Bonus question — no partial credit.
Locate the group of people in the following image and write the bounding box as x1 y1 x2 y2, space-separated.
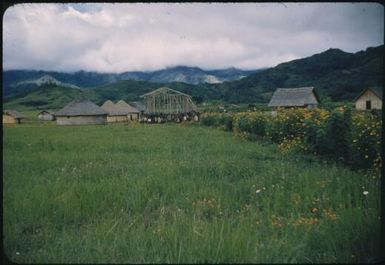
140 111 200 124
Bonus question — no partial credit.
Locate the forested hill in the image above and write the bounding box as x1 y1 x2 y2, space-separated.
225 45 383 102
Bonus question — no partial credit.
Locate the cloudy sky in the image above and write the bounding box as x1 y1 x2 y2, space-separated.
3 2 384 73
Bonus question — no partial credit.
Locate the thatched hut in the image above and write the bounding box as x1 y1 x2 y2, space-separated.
101 100 115 110
115 100 140 120
268 87 319 109
3 110 24 124
354 87 382 110
101 100 128 123
55 99 107 125
100 100 140 122
37 110 55 121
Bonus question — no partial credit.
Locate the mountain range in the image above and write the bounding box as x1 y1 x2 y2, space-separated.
3 66 260 98
3 45 383 110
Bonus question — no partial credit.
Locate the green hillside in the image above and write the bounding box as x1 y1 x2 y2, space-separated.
227 45 383 102
3 85 87 111
3 45 383 110
3 80 221 111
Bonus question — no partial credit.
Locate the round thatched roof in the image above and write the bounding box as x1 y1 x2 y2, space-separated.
55 99 107 116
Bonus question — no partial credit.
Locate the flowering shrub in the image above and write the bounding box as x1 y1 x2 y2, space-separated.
267 108 307 143
350 111 382 170
200 107 382 171
233 112 269 138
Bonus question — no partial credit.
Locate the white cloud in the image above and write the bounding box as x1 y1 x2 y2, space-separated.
3 2 384 72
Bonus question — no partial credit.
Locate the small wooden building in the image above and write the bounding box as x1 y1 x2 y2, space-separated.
37 110 55 121
354 87 382 110
3 110 24 124
141 87 197 114
55 99 107 125
268 87 319 109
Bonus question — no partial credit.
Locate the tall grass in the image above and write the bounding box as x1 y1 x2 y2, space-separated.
3 123 381 263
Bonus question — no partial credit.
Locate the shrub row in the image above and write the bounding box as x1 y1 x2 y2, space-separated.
200 108 382 171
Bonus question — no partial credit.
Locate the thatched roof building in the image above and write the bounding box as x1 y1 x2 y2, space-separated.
55 99 107 125
101 100 115 110
116 100 139 113
3 110 24 124
354 87 383 110
115 100 140 120
101 99 140 122
268 87 319 108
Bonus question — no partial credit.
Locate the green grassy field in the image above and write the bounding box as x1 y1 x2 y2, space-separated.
3 123 381 263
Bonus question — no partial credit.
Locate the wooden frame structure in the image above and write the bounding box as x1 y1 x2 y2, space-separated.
141 87 197 114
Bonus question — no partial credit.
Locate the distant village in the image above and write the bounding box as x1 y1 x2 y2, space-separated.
3 86 383 125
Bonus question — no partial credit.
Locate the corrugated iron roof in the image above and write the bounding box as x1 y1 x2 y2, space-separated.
354 87 383 101
371 87 383 100
55 99 107 116
268 87 319 107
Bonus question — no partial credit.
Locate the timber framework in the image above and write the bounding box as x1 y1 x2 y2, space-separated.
141 87 197 114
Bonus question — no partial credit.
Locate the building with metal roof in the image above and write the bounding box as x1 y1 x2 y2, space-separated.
268 87 319 108
354 87 382 110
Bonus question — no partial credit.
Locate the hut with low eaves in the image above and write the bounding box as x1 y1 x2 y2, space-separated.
3 110 24 124
101 100 140 122
115 100 140 120
268 87 319 109
55 99 107 125
37 110 55 121
101 100 128 123
354 87 383 110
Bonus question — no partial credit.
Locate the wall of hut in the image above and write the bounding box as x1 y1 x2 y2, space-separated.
128 113 139 120
355 90 382 110
107 115 128 123
3 114 20 124
56 115 107 125
38 113 55 121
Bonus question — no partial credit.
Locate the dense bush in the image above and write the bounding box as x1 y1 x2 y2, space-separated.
199 107 381 171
